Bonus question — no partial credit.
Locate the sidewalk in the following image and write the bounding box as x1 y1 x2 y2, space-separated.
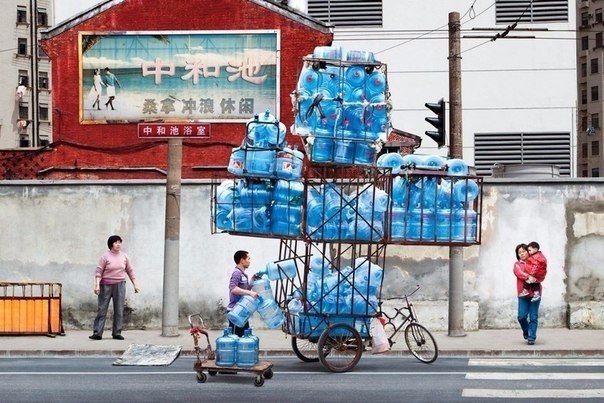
0 328 602 358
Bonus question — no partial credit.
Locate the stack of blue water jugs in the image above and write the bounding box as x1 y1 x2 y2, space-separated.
293 46 389 166
215 327 260 368
379 154 479 242
215 109 306 237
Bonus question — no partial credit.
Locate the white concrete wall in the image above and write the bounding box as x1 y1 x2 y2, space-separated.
1 177 603 331
331 0 577 169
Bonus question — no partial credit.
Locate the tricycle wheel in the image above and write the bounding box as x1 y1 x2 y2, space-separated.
254 375 265 387
196 372 207 383
318 323 362 373
291 336 320 362
404 322 438 364
208 370 217 376
263 368 273 379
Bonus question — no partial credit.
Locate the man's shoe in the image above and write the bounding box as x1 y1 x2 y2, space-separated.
112 335 124 340
523 332 528 340
527 340 535 345
89 334 102 340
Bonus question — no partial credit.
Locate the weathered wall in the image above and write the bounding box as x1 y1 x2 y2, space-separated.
1 178 603 330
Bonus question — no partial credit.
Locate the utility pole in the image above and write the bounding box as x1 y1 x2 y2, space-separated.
448 11 465 337
162 138 182 337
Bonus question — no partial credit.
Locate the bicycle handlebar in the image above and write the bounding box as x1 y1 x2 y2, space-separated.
384 284 421 300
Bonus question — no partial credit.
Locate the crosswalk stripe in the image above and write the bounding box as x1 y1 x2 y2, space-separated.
462 389 604 398
466 372 604 380
469 358 604 367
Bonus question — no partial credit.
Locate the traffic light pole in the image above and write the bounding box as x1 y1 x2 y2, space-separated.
448 11 466 337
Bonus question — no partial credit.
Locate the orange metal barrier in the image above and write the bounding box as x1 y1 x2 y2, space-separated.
0 282 65 336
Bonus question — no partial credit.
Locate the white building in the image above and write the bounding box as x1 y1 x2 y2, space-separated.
0 0 53 149
305 0 576 176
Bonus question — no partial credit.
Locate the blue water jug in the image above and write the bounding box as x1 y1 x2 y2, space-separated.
311 136 334 162
406 209 435 240
437 180 453 209
257 298 285 329
214 207 233 231
436 209 452 241
252 206 270 234
245 149 276 177
452 209 478 241
229 207 253 232
447 158 469 176
227 295 259 328
273 179 304 205
251 277 273 303
366 70 386 97
228 148 245 175
346 50 375 63
390 206 406 239
215 329 237 367
299 68 323 92
391 176 408 207
354 141 376 166
333 140 354 164
453 179 479 205
421 155 445 169
377 152 404 174
265 258 298 280
345 65 366 87
236 329 258 367
313 45 342 59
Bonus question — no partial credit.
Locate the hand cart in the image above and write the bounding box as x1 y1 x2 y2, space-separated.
188 314 274 387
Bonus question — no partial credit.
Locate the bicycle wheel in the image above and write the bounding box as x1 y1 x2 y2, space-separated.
318 324 363 373
404 322 438 364
291 336 320 362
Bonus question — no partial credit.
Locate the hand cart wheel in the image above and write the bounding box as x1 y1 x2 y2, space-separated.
196 372 207 383
263 368 274 379
254 375 265 387
291 336 320 362
404 322 438 364
317 323 362 373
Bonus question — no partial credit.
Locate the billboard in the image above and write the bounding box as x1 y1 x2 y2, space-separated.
80 31 280 124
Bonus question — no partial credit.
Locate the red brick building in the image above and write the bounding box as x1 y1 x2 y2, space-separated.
1 0 332 180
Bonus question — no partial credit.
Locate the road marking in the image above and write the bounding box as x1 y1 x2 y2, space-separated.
462 389 604 398
466 372 604 380
0 370 464 376
469 358 604 367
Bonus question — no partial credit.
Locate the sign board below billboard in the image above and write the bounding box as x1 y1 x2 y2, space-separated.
138 123 211 138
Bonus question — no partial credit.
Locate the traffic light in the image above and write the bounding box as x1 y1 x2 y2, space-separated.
425 98 446 148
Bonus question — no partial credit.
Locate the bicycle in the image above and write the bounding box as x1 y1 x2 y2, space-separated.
378 285 438 363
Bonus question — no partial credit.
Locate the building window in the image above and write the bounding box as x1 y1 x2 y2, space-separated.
18 70 29 87
592 113 600 129
17 6 27 24
591 86 599 101
581 36 589 51
581 11 589 27
593 168 600 177
581 115 588 131
17 38 27 56
597 32 603 48
582 143 588 158
592 140 600 156
582 89 588 104
38 71 48 89
39 104 49 121
597 8 603 23
581 62 587 78
38 44 47 58
495 0 568 24
308 0 383 27
591 58 599 74
37 9 48 27
19 103 29 120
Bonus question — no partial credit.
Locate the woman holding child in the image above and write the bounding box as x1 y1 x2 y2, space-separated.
513 242 547 345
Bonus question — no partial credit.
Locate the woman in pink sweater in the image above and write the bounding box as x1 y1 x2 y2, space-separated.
90 235 139 340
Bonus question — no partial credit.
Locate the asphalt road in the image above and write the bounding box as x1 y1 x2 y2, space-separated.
1 356 603 402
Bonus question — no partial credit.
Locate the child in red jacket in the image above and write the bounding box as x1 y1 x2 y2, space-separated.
520 241 548 302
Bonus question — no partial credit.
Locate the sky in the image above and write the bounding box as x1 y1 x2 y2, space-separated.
54 0 103 24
